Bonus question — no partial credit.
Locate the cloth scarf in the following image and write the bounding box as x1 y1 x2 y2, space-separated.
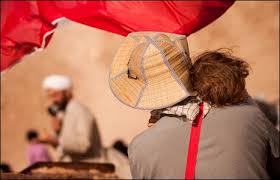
150 96 211 124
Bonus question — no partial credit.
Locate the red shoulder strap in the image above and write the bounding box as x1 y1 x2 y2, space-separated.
185 103 204 179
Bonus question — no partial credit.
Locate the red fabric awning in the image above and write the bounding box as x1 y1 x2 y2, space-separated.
1 0 234 72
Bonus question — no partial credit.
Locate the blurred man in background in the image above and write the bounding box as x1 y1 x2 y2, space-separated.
40 74 131 178
26 129 52 165
41 74 102 162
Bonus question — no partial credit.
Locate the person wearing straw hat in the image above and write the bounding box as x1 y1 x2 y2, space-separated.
109 32 279 179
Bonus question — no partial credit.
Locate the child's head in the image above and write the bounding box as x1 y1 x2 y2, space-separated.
26 130 39 143
189 49 250 107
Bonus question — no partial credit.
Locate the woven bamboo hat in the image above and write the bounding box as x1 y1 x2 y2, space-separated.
109 32 192 110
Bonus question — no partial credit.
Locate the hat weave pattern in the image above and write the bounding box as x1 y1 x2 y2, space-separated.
109 32 192 110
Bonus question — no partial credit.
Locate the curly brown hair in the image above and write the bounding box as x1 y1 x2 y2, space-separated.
189 49 250 107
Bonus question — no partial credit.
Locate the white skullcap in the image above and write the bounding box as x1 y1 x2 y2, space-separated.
42 74 72 90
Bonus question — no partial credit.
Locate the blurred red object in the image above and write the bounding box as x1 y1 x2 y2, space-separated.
1 1 234 72
1 1 61 71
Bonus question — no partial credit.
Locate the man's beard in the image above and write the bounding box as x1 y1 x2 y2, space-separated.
54 96 69 111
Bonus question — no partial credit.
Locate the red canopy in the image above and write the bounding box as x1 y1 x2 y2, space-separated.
1 1 234 72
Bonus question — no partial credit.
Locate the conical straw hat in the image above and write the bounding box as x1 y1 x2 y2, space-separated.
109 32 192 110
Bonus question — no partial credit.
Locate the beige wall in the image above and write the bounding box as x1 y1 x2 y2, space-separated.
1 1 279 171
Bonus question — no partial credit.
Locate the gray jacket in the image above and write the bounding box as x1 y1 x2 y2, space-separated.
128 100 279 179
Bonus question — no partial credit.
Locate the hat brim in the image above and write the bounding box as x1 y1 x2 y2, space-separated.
109 32 190 110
